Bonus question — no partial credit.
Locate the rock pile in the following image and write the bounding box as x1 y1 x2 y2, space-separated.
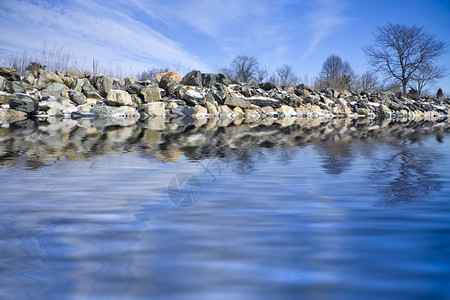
1 66 450 125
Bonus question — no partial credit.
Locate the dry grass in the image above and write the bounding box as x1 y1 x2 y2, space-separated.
1 45 132 79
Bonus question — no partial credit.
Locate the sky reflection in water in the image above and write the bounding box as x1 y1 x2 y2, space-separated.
0 118 449 299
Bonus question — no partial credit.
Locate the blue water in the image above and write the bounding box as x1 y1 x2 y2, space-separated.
1 119 450 299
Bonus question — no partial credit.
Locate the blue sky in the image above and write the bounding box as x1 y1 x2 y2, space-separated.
0 0 449 93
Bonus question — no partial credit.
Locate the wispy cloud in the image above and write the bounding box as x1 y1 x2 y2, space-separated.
0 0 208 72
302 0 349 59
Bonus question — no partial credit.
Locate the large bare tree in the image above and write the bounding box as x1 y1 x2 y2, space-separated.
363 23 446 96
316 54 355 90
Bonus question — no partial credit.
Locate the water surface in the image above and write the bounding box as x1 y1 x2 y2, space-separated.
1 117 449 299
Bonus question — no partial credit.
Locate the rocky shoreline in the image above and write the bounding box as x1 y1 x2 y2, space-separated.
1 66 450 126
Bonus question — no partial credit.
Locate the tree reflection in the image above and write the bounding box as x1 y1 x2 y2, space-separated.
316 141 353 175
369 150 442 206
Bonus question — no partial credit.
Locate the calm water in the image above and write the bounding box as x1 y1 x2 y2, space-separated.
1 117 450 299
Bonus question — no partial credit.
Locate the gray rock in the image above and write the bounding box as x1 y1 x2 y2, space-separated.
158 76 176 96
14 93 37 102
202 73 227 87
171 106 198 116
224 95 250 109
94 77 115 97
68 90 86 105
183 89 204 106
0 68 20 81
181 70 203 87
204 92 218 106
5 81 26 93
107 90 133 106
82 82 102 99
246 97 281 108
9 98 39 113
41 83 67 97
36 71 64 89
208 89 225 105
241 86 252 97
259 82 278 91
127 83 145 94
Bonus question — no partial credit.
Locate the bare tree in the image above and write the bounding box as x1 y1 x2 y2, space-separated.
229 55 259 82
316 54 355 90
409 63 446 95
275 64 298 88
357 71 379 92
363 23 446 96
255 64 271 84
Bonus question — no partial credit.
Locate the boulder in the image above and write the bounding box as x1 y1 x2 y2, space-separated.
180 70 202 87
15 93 38 102
183 89 204 106
202 73 227 87
66 70 92 78
9 98 39 113
41 83 68 97
127 83 145 94
82 82 102 99
68 90 86 105
23 73 35 85
259 82 278 91
141 101 165 116
36 71 64 89
5 81 26 93
0 109 28 123
124 77 137 86
224 95 250 109
94 77 115 97
0 67 20 81
107 90 133 106
155 71 182 84
140 86 161 103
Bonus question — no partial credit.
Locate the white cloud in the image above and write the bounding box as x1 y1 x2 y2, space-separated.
0 0 208 73
302 0 349 59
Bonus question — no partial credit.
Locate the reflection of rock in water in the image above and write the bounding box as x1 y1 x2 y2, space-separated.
370 150 442 206
1 117 450 173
